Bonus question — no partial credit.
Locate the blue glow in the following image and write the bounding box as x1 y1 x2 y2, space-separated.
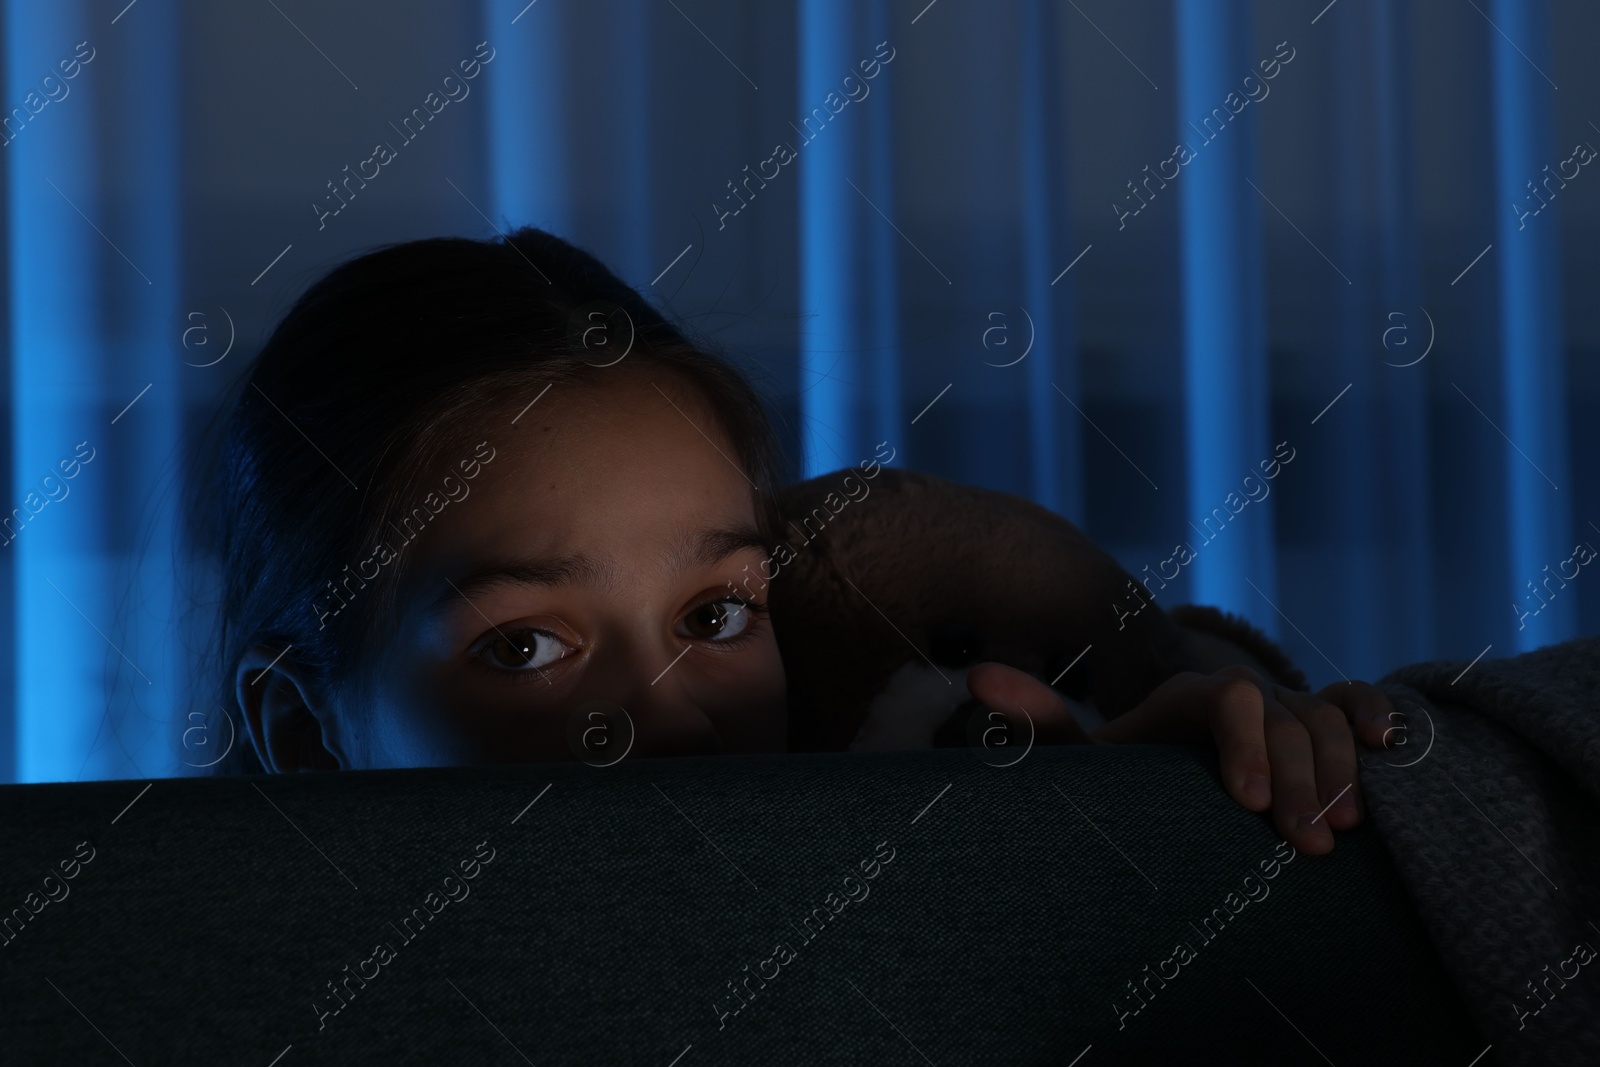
1173 0 1276 631
864 0 902 458
797 0 855 475
8 1 105 784
797 0 882 475
117 0 183 782
1367 0 1436 669
1491 0 1572 653
617 3 654 285
8 0 183 783
485 0 571 236
1020 0 1078 519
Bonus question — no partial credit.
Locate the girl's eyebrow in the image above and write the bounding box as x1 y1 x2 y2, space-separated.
438 554 613 608
668 524 771 573
429 525 769 613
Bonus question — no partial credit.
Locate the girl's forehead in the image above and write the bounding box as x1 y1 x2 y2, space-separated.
543 380 744 482
498 368 726 447
398 388 759 573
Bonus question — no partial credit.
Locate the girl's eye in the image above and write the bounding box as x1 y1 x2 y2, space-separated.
678 598 756 643
478 628 569 671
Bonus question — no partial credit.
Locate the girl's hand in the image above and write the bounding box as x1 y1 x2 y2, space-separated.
965 662 1399 855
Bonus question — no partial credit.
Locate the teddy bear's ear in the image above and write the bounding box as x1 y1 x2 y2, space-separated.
772 466 1049 751
1165 603 1309 690
768 464 1200 749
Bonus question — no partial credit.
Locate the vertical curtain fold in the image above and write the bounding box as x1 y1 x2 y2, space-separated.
1020 0 1081 521
1364 0 1435 672
113 0 183 781
1320 0 1434 683
1490 0 1573 653
7 0 185 782
796 0 900 476
8 0 108 782
1173 0 1276 633
485 0 571 237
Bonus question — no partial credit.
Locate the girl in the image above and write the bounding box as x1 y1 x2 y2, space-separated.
192 227 1393 854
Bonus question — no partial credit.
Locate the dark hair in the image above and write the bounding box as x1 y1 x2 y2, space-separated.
189 227 783 773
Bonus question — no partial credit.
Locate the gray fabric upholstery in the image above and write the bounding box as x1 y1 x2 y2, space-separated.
0 745 1484 1064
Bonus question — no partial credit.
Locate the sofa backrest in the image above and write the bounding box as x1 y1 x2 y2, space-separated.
0 744 1483 1063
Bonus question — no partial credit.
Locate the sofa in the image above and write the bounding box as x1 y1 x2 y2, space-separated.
0 742 1487 1065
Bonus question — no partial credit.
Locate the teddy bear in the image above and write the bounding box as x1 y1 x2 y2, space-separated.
765 465 1308 753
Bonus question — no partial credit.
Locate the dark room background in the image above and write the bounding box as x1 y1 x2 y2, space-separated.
2 0 1597 783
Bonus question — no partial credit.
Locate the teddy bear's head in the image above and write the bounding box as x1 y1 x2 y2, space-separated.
766 466 1306 752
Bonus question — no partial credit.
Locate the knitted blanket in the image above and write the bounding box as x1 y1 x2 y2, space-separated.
1365 636 1600 1066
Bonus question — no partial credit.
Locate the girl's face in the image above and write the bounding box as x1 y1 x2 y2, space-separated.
339 369 786 767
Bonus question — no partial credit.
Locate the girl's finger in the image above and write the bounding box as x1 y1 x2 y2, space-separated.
1317 679 1396 749
1091 670 1216 745
1098 668 1277 813
965 661 1091 745
1278 687 1362 832
1200 673 1275 813
1260 695 1334 854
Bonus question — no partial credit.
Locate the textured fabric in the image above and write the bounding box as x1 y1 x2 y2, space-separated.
0 745 1481 1064
1366 636 1600 1066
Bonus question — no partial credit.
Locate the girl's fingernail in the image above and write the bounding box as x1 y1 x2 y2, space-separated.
1296 813 1333 842
1243 774 1270 806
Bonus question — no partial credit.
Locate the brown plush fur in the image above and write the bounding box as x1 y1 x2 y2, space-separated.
767 467 1306 751
1166 604 1310 692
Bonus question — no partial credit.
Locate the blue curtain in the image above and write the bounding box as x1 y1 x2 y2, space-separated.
5 0 182 783
3 0 1596 783
1173 0 1276 629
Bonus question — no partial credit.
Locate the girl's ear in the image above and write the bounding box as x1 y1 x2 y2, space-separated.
235 647 346 772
